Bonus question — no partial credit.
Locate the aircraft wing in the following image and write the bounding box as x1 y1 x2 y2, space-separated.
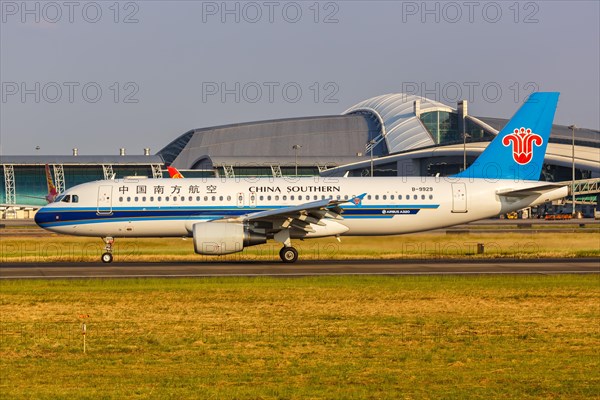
496 184 568 198
216 194 366 234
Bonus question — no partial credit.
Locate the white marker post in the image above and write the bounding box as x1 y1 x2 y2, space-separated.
82 322 86 353
79 314 89 354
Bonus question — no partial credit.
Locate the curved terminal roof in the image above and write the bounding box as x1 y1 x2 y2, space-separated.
343 93 453 153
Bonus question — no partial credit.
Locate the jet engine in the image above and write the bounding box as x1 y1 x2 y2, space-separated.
192 222 266 255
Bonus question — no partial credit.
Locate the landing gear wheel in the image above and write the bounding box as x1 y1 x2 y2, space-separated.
279 247 298 263
101 237 114 263
101 252 113 263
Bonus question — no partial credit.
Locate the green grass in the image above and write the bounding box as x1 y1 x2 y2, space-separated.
1 275 599 398
1 230 599 262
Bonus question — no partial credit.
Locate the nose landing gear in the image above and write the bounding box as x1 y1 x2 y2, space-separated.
101 237 114 263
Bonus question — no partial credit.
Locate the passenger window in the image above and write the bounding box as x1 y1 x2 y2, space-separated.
421 195 425 200
429 195 433 200
227 196 231 201
127 197 131 202
158 196 162 202
413 195 418 200
165 196 170 201
344 195 349 200
282 195 287 201
196 196 200 201
211 196 216 201
204 196 208 201
398 195 402 200
314 195 318 200
367 195 372 200
150 196 154 202
391 195 395 200
143 197 146 202
382 195 387 200
275 195 280 201
291 195 295 200
267 196 272 201
260 195 264 201
375 195 379 200
219 196 224 201
134 197 139 202
119 197 123 202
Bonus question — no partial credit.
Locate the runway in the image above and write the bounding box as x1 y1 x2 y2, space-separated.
1 259 598 279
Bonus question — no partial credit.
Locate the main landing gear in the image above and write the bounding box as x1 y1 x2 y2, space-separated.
101 237 114 263
275 230 298 263
279 246 298 263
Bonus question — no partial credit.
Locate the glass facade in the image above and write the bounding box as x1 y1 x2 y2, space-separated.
420 111 460 145
0 165 160 205
464 119 496 142
421 112 496 146
223 166 320 177
348 162 398 177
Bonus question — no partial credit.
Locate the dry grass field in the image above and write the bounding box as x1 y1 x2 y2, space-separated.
0 275 599 399
1 230 599 263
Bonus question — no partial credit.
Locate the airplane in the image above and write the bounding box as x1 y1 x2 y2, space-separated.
34 92 568 263
167 166 184 178
1 164 58 210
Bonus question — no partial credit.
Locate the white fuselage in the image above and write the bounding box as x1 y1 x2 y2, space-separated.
34 176 568 238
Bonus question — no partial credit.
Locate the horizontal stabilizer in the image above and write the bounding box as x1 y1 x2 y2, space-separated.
496 184 567 198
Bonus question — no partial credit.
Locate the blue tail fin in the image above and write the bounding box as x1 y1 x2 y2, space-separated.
454 92 559 181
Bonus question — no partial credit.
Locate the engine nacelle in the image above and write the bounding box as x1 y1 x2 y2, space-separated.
193 222 266 255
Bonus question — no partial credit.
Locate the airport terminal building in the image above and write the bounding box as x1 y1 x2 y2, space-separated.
2 93 599 218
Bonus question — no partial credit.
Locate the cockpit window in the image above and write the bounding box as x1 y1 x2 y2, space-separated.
61 195 71 203
71 195 79 203
55 195 65 202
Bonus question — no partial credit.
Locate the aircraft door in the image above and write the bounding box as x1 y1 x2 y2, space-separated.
451 183 467 213
236 193 244 208
97 185 113 215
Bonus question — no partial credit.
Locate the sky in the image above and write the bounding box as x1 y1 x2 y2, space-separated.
1 0 599 155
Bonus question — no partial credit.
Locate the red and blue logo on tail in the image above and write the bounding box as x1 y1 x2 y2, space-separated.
454 92 559 181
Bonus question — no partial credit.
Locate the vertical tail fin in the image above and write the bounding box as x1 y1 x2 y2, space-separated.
44 164 58 203
167 166 185 179
454 92 559 181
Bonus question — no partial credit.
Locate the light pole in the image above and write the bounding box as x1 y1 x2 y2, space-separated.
568 125 577 216
292 144 302 177
368 139 376 177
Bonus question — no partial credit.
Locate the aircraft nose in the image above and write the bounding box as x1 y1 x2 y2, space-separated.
34 208 44 227
34 207 54 227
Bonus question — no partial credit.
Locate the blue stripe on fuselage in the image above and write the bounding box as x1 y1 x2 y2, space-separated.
35 204 439 227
